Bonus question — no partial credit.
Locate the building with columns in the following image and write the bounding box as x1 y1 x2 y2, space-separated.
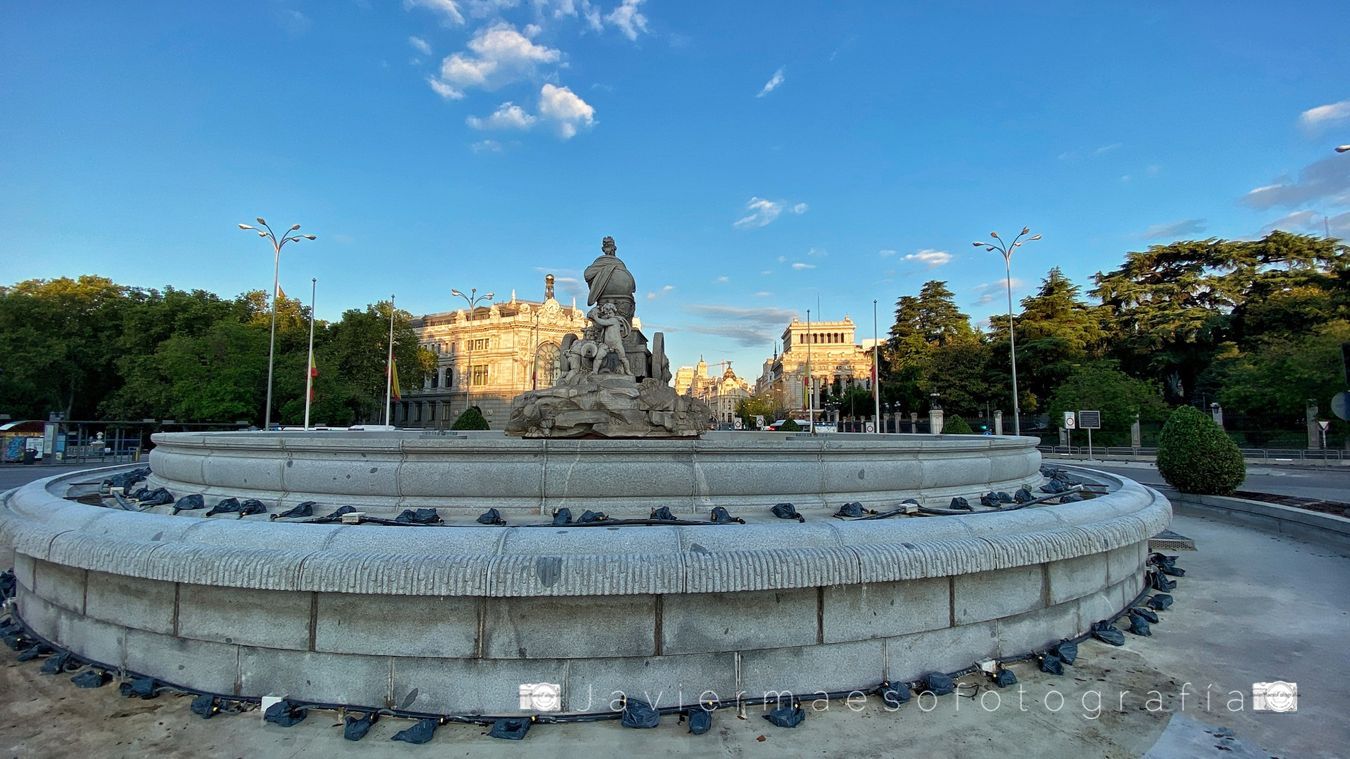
755 316 874 421
672 357 753 426
396 275 589 428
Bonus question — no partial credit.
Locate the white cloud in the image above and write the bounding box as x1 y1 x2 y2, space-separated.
406 0 465 25
426 76 463 100
538 83 595 138
972 278 1025 306
1136 218 1207 240
428 23 561 98
790 262 815 270
645 283 676 301
753 290 772 297
1261 209 1350 237
734 197 783 229
903 249 952 268
409 35 433 55
714 275 730 284
466 101 537 130
605 0 649 41
1093 142 1122 155
733 197 806 229
1300 99 1350 129
470 139 503 153
757 67 785 98
878 249 897 258
806 247 827 257
1242 155 1350 209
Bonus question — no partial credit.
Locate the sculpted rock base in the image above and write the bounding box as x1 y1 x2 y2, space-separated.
506 375 711 438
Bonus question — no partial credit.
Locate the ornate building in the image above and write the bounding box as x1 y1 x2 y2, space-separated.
396 275 589 427
673 358 752 425
755 316 874 420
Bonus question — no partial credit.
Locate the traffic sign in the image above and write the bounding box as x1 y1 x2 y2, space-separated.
1332 392 1349 422
1319 420 1331 432
1078 410 1101 429
1063 411 1076 430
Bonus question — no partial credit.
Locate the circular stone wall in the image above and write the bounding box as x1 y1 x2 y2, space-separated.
145 430 1043 517
0 461 1170 716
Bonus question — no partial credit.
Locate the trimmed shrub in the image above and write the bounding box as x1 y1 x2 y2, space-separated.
1155 406 1245 494
943 415 974 434
450 406 490 430
778 418 802 432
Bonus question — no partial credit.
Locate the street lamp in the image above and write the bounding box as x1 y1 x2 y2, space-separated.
1336 145 1350 153
238 217 316 430
972 227 1041 436
450 287 495 413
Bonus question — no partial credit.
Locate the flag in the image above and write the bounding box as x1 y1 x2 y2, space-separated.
389 358 402 402
308 354 318 402
276 284 287 301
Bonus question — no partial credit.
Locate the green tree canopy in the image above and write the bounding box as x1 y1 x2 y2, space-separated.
1046 362 1168 446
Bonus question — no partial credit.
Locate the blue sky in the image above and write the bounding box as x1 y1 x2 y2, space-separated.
3 1 1349 377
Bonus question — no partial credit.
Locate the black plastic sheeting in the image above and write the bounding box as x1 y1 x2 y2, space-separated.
71 669 111 688
136 488 174 507
833 501 872 519
102 467 151 491
709 506 744 524
577 510 608 525
264 699 308 727
1150 572 1177 592
879 680 911 708
948 497 973 511
477 508 506 526
273 501 317 520
344 712 379 741
686 709 713 735
771 502 805 522
1053 640 1078 665
621 699 661 729
1014 487 1036 503
1039 653 1064 675
172 494 205 515
1146 593 1174 611
391 718 438 744
1090 620 1126 646
395 508 442 525
1131 607 1160 624
649 506 677 522
993 668 1018 687
40 651 78 675
205 497 240 517
1126 610 1153 636
922 672 955 696
980 491 1013 507
118 676 159 699
551 508 573 526
1150 553 1187 577
320 505 358 522
16 643 52 662
763 704 806 728
488 717 531 740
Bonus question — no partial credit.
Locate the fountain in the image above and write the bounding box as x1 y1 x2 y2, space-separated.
0 238 1171 719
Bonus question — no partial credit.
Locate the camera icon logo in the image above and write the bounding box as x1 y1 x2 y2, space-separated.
1252 681 1297 712
519 682 562 712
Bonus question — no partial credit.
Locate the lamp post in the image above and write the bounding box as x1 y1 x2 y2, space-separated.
1336 145 1350 153
972 227 1041 436
238 217 315 430
450 287 495 414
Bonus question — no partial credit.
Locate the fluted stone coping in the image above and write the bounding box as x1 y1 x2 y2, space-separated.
144 429 1044 516
1 465 1168 598
1 464 1170 716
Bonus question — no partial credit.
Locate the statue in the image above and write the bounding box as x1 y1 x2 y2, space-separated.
506 235 708 438
584 236 636 318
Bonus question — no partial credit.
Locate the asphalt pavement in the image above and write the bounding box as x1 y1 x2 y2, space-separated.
1079 461 1349 502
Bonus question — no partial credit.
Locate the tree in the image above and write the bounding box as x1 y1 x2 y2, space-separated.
836 386 874 419
1156 405 1245 494
1216 319 1350 437
1046 362 1167 446
451 405 490 430
943 415 974 434
735 393 781 428
988 268 1104 412
883 281 985 416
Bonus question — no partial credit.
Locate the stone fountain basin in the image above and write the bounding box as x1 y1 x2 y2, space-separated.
144 429 1044 517
1 460 1169 717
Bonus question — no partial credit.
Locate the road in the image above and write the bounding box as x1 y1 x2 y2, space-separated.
1075 461 1350 502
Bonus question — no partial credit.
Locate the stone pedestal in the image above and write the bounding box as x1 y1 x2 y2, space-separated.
929 409 944 435
507 374 710 438
993 410 1003 436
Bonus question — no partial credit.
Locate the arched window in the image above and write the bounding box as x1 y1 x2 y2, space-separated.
534 341 561 388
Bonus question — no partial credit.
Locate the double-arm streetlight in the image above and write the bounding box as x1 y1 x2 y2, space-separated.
973 227 1041 436
238 217 316 430
450 287 494 412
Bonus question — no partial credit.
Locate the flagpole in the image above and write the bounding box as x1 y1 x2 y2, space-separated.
384 294 395 426
806 308 814 435
303 279 317 430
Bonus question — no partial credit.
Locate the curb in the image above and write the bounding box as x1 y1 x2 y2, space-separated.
1162 488 1350 551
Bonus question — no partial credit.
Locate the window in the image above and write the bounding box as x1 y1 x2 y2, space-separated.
469 337 490 351
471 365 489 387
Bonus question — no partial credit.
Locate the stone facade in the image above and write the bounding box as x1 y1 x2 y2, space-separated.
756 317 875 419
399 276 590 428
674 358 752 425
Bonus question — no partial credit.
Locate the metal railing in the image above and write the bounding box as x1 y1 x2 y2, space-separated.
1037 445 1346 464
